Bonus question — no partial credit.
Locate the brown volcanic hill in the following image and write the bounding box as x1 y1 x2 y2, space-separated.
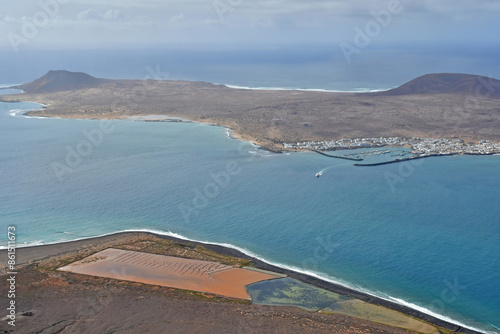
5 71 500 148
17 70 104 93
379 73 500 98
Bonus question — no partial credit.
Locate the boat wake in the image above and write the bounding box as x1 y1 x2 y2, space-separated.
316 163 351 177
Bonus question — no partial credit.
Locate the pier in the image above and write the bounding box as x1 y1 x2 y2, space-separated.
353 154 454 167
313 150 363 161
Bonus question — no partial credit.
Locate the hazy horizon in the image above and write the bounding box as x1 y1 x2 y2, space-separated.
2 1 499 89
2 45 500 92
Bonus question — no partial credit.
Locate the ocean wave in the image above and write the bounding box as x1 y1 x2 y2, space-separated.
8 105 46 118
220 126 277 158
9 109 27 117
0 84 20 88
23 115 47 119
0 228 494 333
489 324 500 332
0 240 45 249
388 297 497 334
225 128 235 139
220 84 390 93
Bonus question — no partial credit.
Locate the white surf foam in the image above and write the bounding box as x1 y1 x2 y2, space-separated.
221 84 390 93
0 230 494 333
114 229 499 334
23 116 47 119
0 240 45 249
225 128 235 139
8 104 46 118
9 109 26 117
489 324 500 332
387 296 497 334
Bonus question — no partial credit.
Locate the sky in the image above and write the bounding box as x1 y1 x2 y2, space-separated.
1 0 500 86
1 0 499 51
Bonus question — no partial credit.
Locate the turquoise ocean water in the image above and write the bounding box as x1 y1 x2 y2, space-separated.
1 48 500 332
0 100 499 333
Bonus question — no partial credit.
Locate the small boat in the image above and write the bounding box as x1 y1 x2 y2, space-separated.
315 173 321 178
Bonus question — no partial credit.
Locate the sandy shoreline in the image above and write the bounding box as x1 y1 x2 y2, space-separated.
6 104 284 152
4 99 498 157
18 110 500 157
0 231 482 334
4 73 500 153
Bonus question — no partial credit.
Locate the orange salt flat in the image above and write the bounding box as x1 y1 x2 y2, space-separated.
59 248 280 299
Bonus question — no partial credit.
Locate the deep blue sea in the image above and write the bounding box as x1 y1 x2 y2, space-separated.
1 48 500 333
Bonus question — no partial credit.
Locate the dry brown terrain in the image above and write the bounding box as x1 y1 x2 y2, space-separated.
2 71 500 151
0 233 423 334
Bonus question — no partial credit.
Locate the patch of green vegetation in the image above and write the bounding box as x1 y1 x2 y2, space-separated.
180 290 251 304
321 299 444 334
112 235 252 267
192 245 253 267
248 277 444 334
39 254 84 272
247 277 350 312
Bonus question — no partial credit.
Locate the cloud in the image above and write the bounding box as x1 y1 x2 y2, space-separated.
77 8 122 21
169 13 184 24
231 0 500 19
1 0 499 50
103 9 121 21
69 0 174 9
77 9 101 21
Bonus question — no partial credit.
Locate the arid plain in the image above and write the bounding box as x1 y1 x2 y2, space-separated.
3 71 500 151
